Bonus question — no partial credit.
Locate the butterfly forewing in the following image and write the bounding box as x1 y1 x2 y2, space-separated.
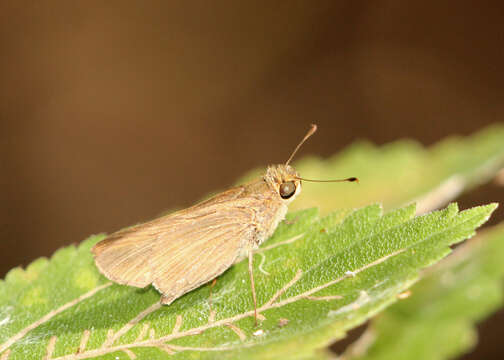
151 211 253 303
91 185 272 302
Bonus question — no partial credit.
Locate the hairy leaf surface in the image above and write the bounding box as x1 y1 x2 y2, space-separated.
0 203 496 359
347 222 504 360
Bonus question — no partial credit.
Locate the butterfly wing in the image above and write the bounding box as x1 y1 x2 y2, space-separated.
151 206 255 303
92 185 265 302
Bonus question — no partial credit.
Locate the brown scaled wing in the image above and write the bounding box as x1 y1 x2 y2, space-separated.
92 185 265 304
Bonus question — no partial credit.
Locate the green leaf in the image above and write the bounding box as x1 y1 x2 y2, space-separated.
0 203 496 359
345 220 504 360
238 124 504 214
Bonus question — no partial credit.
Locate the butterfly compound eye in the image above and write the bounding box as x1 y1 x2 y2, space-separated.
279 181 296 199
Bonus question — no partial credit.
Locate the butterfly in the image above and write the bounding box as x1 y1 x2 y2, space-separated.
92 124 356 324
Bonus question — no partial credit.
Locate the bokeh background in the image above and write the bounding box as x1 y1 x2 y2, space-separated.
1 1 503 358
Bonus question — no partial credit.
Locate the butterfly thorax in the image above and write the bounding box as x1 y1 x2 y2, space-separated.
242 164 301 248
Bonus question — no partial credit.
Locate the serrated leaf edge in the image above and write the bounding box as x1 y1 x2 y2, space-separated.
0 204 495 360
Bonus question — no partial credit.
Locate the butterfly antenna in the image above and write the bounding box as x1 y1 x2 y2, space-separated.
295 176 359 183
285 124 318 166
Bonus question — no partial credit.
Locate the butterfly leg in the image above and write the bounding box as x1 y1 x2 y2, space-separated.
248 250 258 326
208 278 218 320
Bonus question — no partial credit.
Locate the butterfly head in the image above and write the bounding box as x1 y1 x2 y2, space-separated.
264 164 301 201
264 124 358 202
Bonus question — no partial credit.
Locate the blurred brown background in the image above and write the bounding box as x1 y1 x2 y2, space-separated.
1 1 503 358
